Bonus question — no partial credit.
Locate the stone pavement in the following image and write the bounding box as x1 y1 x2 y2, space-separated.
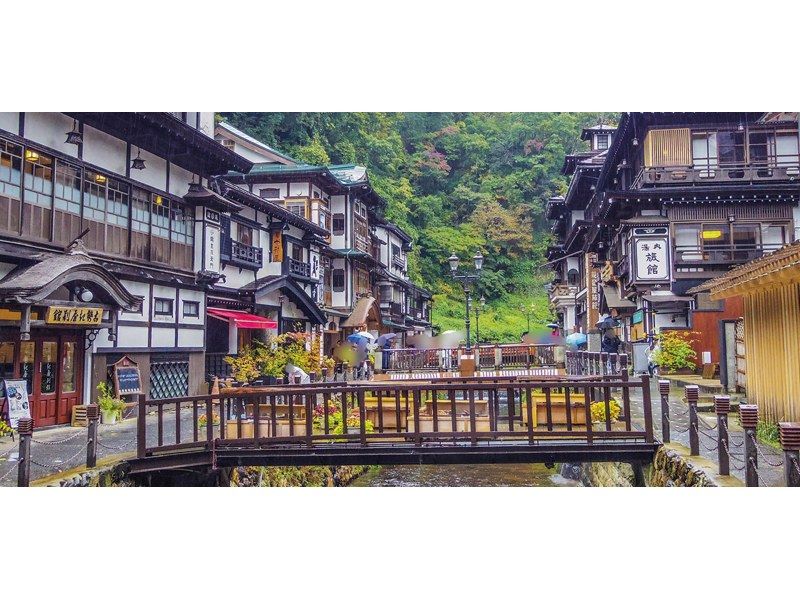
0 407 196 487
626 379 786 487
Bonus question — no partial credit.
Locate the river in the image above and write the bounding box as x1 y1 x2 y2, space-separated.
351 463 581 487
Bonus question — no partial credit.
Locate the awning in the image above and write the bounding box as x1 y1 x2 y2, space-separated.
601 285 636 310
341 296 376 328
642 294 693 304
207 308 277 329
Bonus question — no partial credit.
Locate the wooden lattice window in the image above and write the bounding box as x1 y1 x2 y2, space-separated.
644 128 691 167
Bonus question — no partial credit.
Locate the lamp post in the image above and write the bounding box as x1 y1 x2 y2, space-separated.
474 295 486 346
448 251 484 350
520 303 535 335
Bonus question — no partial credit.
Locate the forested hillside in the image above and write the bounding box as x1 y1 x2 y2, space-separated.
219 113 616 341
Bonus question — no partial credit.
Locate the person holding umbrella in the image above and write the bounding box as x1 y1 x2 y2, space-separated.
376 333 397 370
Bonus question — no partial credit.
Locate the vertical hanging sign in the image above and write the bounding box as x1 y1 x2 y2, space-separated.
632 227 670 283
203 208 221 274
585 252 601 327
271 230 283 262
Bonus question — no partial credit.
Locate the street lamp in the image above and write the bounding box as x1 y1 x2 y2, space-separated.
520 303 535 335
448 251 484 349
474 295 486 345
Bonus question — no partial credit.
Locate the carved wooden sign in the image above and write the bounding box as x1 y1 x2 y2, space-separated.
111 355 142 398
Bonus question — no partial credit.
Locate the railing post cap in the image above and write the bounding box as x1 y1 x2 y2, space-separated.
17 417 33 435
658 379 671 393
778 422 800 451
685 385 700 403
86 403 100 420
714 395 731 414
738 404 758 429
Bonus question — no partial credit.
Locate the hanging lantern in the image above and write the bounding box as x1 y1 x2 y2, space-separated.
131 147 146 170
65 119 83 145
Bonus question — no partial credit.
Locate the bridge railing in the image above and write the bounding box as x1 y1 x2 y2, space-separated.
382 344 559 372
135 374 654 459
565 351 628 377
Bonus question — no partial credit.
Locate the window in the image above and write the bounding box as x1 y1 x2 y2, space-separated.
54 162 81 214
355 265 370 295
318 207 331 231
106 178 129 228
284 201 307 219
595 134 609 150
152 195 170 239
259 187 280 199
732 224 760 248
332 213 345 235
183 301 200 317
775 132 800 166
23 150 53 208
717 131 745 165
171 202 193 244
695 292 723 312
237 222 254 246
333 268 345 292
692 132 718 170
131 188 151 234
154 298 174 316
748 131 770 166
222 139 235 151
0 138 22 198
291 242 303 262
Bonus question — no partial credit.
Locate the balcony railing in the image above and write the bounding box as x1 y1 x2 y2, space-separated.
221 237 263 269
287 257 311 278
392 254 406 269
354 233 371 255
674 243 784 267
635 160 800 188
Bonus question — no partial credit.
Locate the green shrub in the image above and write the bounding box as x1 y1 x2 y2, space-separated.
652 331 699 373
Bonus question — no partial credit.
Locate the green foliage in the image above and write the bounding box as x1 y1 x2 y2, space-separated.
219 112 618 342
224 333 336 383
312 398 374 438
755 419 781 450
591 400 621 424
652 331 699 373
96 382 124 413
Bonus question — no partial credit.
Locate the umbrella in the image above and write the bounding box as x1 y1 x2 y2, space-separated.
376 333 397 348
597 316 618 330
565 332 588 349
347 333 370 345
354 331 376 340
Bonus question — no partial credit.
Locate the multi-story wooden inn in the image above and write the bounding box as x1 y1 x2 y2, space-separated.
548 113 800 384
0 112 255 426
214 122 432 358
0 114 433 427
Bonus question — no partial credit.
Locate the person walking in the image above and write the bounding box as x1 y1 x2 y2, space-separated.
600 327 622 354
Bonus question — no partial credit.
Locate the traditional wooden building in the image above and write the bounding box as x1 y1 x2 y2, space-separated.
216 121 432 354
0 112 252 426
701 241 800 422
559 112 800 376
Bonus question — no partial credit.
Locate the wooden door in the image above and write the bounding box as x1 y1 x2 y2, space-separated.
36 338 59 427
57 336 81 424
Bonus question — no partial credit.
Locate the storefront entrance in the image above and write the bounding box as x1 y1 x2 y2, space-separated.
0 331 83 427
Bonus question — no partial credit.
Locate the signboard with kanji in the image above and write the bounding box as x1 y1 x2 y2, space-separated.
631 227 670 284
45 306 104 326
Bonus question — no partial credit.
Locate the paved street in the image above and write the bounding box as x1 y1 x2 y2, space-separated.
0 380 790 486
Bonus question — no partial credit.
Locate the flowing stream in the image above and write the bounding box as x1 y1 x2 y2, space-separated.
351 463 581 487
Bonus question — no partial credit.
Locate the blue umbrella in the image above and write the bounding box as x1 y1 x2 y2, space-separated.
565 332 588 349
376 333 397 348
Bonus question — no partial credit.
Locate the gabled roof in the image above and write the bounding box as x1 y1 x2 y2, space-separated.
239 275 326 325
215 121 297 165
581 124 616 141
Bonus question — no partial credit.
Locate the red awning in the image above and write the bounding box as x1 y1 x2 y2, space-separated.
207 308 277 329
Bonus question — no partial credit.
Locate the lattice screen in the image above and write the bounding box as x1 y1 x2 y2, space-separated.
150 358 189 400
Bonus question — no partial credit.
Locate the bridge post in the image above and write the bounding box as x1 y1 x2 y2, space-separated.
658 379 671 444
715 395 731 476
86 403 99 469
686 385 699 456
641 375 654 443
137 392 146 459
739 404 758 487
17 417 32 487
779 423 800 487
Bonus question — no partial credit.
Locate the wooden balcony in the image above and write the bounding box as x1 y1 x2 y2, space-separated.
634 161 800 188
221 236 263 269
392 254 406 269
286 257 311 278
674 243 784 268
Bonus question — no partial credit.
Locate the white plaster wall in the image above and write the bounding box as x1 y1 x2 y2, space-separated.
83 125 127 176
0 112 19 134
151 327 175 348
178 328 204 348
129 148 167 191
119 280 150 322
654 312 688 330
330 195 346 249
252 182 288 200
22 113 79 159
92 332 114 351
169 163 195 197
289 182 309 197
116 325 149 348
198 113 215 138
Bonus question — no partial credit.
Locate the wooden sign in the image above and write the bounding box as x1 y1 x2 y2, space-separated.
45 306 103 325
3 379 30 428
111 355 142 397
271 230 283 262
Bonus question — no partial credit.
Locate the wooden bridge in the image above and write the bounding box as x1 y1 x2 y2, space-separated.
128 359 657 477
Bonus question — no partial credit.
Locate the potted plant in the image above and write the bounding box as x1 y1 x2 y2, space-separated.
97 381 124 424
